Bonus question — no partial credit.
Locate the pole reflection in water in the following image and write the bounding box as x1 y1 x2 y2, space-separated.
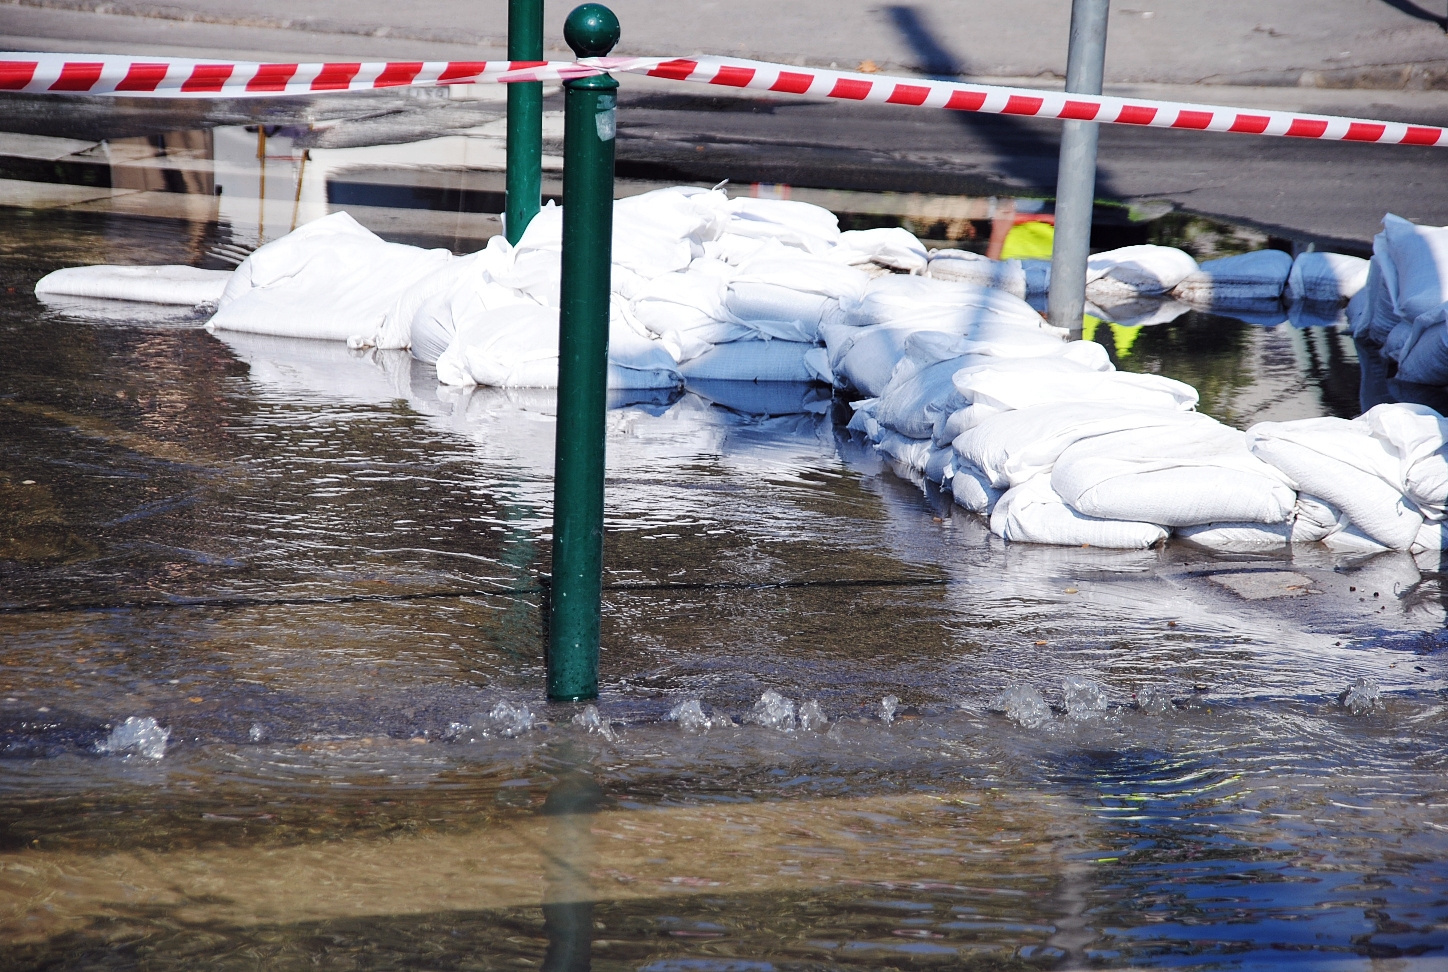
540 745 605 972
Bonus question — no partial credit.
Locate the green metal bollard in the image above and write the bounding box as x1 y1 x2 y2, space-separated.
547 3 620 702
505 0 544 245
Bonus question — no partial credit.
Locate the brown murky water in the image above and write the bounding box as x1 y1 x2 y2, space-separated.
2 125 1448 971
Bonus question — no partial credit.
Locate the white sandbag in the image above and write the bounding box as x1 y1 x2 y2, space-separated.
1350 238 1399 345
924 444 955 484
435 303 681 389
831 227 928 272
407 275 543 364
724 243 870 341
365 237 524 354
952 368 1198 413
874 430 936 475
1351 215 1448 350
1379 214 1448 321
934 403 1003 447
827 323 932 397
1356 402 1448 518
873 354 978 440
1177 521 1291 549
1178 493 1348 549
1293 493 1348 543
722 196 841 253
989 474 1169 549
1322 526 1393 554
210 212 452 341
925 345 1114 445
1413 520 1448 552
35 264 231 307
951 460 1002 514
1171 250 1292 304
676 339 819 383
924 321 1077 362
1284 251 1370 303
840 273 1048 332
1051 421 1296 526
956 404 1208 490
858 326 1098 419
630 259 752 362
826 316 1064 399
1085 245 1198 298
702 232 774 266
613 187 725 266
1387 305 1448 386
924 250 1028 298
1247 416 1423 550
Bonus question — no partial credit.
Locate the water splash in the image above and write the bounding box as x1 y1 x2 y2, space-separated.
572 704 620 742
994 685 1051 729
748 690 798 731
1062 675 1109 721
1340 677 1382 715
97 716 169 759
799 699 828 731
665 699 736 731
489 700 537 737
879 694 900 724
1135 686 1174 715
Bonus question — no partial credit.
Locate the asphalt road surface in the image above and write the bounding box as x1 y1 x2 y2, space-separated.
613 86 1448 250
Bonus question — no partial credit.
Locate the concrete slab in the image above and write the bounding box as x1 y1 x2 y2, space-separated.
1208 570 1322 600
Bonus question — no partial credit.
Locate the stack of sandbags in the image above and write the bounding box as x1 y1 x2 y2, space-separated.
1239 403 1447 553
956 403 1298 549
433 300 682 390
1351 215 1448 384
822 274 1059 396
828 227 929 273
721 242 870 342
365 236 530 358
628 256 752 363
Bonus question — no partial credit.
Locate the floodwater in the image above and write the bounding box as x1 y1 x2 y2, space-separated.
2 96 1448 972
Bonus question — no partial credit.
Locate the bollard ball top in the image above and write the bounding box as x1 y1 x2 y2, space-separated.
564 3 620 58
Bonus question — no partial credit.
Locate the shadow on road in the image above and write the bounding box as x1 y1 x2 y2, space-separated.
884 3 1122 200
1375 0 1448 30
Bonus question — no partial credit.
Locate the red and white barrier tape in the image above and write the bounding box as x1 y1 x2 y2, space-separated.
4 50 1444 148
0 53 592 96
596 55 1447 148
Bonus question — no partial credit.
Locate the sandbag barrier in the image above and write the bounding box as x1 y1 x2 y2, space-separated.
3 51 1445 149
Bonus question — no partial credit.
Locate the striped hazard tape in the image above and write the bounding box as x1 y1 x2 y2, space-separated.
0 53 593 96
3 50 1444 148
597 55 1447 148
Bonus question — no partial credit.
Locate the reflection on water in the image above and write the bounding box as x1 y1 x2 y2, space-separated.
2 186 1447 969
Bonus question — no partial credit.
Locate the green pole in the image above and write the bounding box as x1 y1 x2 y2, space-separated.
547 3 619 702
505 0 544 244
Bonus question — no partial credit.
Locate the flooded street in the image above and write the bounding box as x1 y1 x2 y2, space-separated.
2 105 1448 969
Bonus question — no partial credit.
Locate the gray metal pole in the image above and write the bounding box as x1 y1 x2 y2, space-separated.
1047 0 1110 331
